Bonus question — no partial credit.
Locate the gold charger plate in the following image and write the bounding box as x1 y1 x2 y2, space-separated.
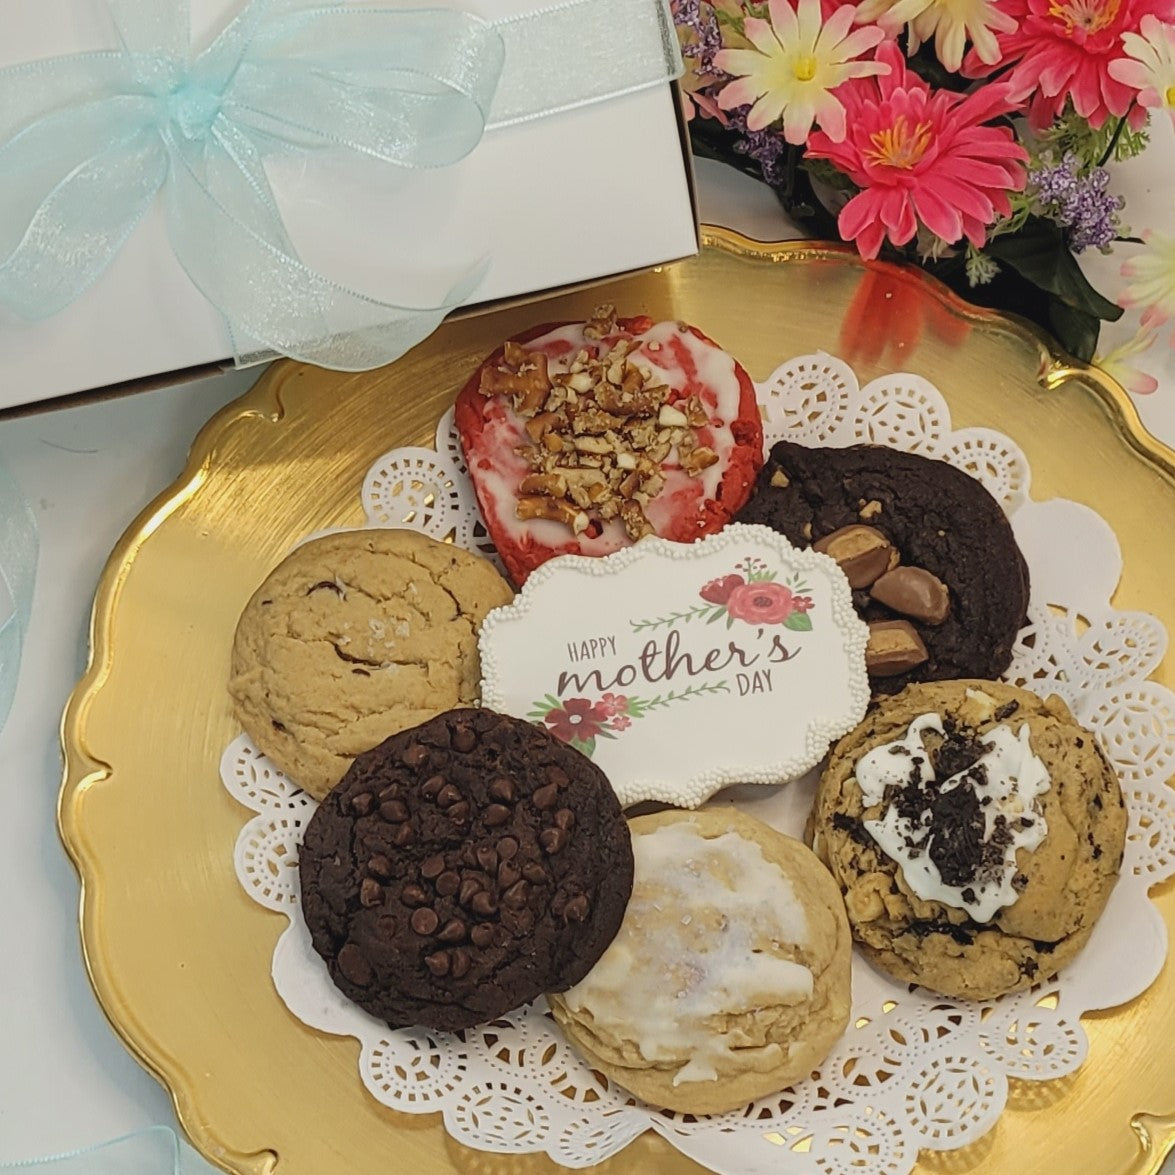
60 229 1175 1175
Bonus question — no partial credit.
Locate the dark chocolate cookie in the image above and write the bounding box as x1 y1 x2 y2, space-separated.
735 442 1030 694
299 708 634 1032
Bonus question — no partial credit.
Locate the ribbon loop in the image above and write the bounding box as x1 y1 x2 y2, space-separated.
0 0 683 369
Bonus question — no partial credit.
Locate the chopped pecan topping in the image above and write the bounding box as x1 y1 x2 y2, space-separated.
483 305 721 540
583 304 618 340
516 496 590 534
478 341 551 414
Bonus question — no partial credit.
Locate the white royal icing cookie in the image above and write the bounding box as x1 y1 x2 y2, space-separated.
478 523 870 807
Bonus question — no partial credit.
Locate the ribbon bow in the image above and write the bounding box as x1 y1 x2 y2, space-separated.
0 0 681 369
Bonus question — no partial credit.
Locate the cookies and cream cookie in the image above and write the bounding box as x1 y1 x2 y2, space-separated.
735 441 1030 693
811 680 1127 999
548 809 852 1114
229 529 512 799
454 304 763 586
299 709 634 1032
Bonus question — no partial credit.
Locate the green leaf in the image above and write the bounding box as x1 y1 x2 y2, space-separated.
726 612 735 630
1047 299 1103 364
706 606 727 624
571 736 596 759
985 218 1123 322
784 612 813 631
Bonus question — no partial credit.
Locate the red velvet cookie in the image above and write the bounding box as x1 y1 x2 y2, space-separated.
455 307 763 586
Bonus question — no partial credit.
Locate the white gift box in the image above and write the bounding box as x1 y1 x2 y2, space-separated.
0 0 697 409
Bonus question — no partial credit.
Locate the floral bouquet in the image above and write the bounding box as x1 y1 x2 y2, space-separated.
672 0 1175 363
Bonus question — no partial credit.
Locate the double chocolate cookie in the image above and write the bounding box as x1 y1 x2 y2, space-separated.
735 441 1030 693
299 708 634 1031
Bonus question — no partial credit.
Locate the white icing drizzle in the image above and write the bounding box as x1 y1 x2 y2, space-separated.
562 822 813 1085
472 320 746 554
856 713 1050 922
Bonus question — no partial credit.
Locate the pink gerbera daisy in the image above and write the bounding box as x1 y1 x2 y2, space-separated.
963 0 1175 130
806 42 1027 259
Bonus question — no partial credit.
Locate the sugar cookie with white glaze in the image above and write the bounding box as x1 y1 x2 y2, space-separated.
548 808 852 1114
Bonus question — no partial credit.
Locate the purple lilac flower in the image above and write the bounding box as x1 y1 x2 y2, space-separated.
730 112 791 188
671 0 722 71
1028 152 1125 253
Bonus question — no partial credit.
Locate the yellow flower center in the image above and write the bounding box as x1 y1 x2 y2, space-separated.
793 54 817 82
1047 0 1121 35
1165 84 1175 106
866 117 933 170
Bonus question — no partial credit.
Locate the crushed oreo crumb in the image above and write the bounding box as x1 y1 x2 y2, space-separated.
932 726 988 781
831 812 874 848
907 919 978 946
926 785 989 888
993 700 1020 720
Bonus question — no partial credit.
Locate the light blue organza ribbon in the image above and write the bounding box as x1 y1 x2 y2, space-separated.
0 459 37 736
0 1126 216 1174
0 0 682 369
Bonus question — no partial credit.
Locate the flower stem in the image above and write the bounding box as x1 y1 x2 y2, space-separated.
1098 113 1130 168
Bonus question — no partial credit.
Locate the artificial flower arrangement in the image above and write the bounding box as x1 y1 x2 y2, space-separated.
672 0 1175 363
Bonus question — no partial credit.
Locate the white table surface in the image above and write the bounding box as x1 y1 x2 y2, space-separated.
1 158 1173 1170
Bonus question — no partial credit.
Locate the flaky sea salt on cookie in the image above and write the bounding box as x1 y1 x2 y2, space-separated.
547 808 852 1115
479 523 870 808
230 529 513 799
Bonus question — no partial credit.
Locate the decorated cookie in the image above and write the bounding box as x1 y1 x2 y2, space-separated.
735 441 1030 693
229 529 513 799
548 808 852 1115
299 708 634 1032
478 523 870 808
454 304 763 586
810 680 1127 999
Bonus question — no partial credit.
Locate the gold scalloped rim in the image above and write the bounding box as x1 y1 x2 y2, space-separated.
57 231 1175 1175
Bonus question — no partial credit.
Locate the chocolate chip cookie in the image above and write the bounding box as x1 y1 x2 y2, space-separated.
299 708 634 1031
229 529 513 799
735 441 1030 694
810 680 1126 999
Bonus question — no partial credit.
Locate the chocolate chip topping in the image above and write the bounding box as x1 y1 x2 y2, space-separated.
299 708 634 1033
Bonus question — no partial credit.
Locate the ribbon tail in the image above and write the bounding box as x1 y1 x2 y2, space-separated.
0 461 36 737
0 1125 218 1174
164 131 487 370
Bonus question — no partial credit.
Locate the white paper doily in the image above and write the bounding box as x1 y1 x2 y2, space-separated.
221 352 1175 1173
